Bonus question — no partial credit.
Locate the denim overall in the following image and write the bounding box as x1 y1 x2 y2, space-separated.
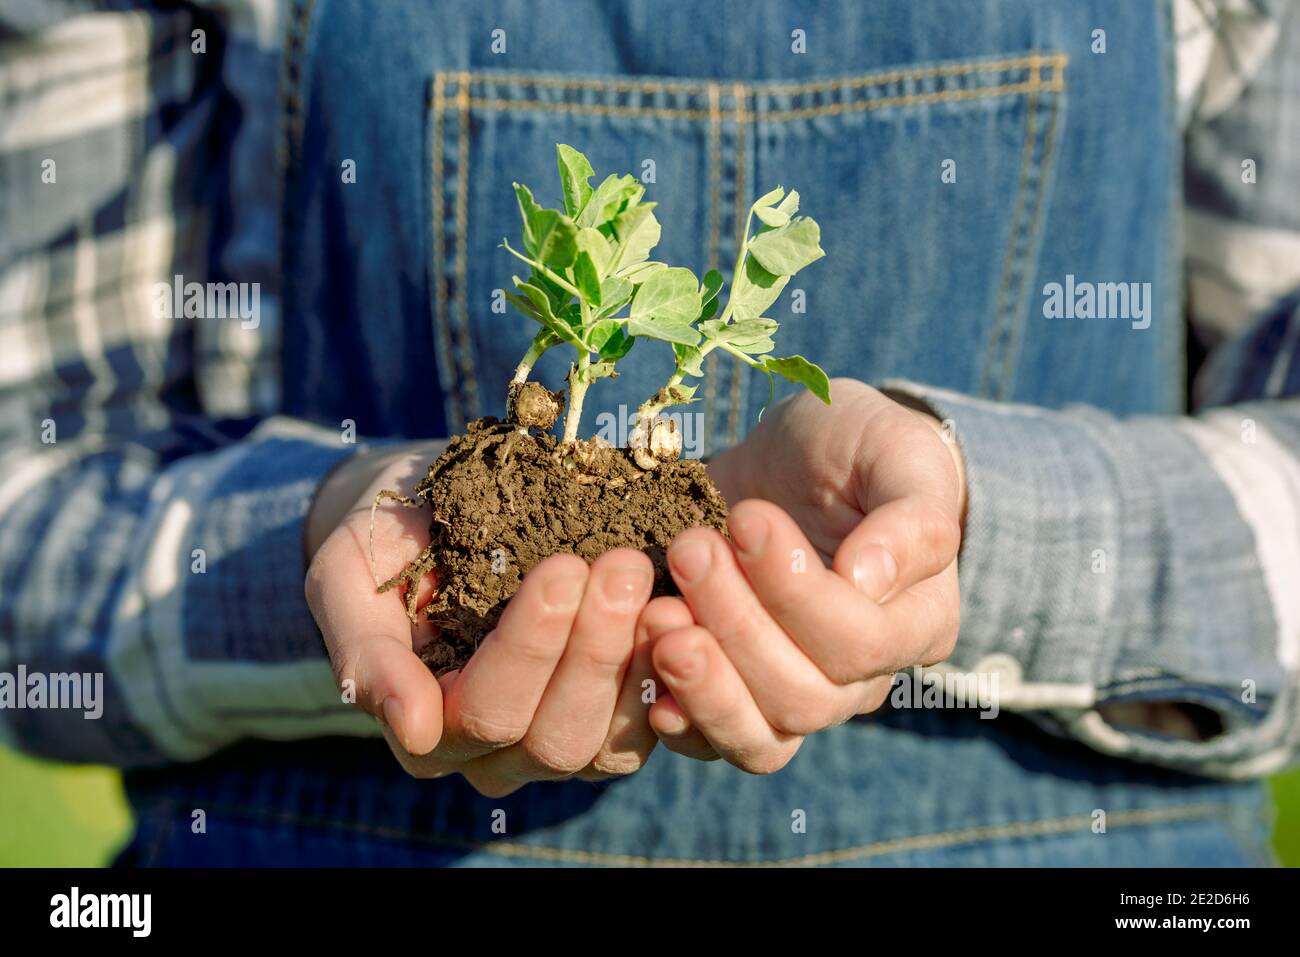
117 0 1274 865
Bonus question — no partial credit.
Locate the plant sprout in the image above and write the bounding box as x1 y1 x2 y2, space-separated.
502 144 830 465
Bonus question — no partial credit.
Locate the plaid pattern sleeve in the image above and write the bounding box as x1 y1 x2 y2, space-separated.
0 1 373 765
885 0 1300 779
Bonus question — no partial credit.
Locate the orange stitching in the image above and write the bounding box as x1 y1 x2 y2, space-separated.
429 73 461 428
979 77 1041 397
703 82 723 454
441 53 1065 97
727 82 747 445
995 82 1064 399
453 72 480 422
451 79 1059 123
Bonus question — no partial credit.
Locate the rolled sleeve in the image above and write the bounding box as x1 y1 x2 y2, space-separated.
883 379 1296 779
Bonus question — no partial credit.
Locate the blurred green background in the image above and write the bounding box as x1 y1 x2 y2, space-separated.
1 742 1299 865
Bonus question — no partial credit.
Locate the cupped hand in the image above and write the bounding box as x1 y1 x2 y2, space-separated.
646 378 967 772
304 443 670 796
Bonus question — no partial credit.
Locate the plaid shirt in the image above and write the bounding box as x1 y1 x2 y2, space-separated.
1 0 1298 776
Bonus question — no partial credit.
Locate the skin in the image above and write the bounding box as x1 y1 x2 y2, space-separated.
303 376 967 792
647 377 967 772
304 442 678 797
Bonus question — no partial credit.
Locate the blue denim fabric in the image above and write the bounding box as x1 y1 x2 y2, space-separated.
116 0 1274 866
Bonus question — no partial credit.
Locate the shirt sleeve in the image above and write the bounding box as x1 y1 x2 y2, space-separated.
0 1 376 765
879 4 1300 780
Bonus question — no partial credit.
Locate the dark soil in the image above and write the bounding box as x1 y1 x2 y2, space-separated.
380 391 729 673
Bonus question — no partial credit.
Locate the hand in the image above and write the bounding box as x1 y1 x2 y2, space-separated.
304 443 666 796
645 378 966 772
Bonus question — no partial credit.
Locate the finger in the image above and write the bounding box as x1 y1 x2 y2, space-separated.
667 526 861 733
726 499 960 684
837 415 962 601
438 553 588 761
648 692 720 762
479 550 652 782
652 626 802 774
580 595 703 779
306 532 444 756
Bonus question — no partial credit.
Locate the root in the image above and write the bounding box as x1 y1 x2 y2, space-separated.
379 541 438 623
370 487 438 624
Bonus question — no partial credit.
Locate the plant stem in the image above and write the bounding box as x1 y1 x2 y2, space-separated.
562 353 591 444
715 205 756 327
512 333 554 386
501 241 582 298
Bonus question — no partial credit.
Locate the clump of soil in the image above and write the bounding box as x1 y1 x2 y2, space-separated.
380 384 728 673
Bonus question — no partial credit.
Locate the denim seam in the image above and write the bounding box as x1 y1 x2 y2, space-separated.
429 73 463 431
702 82 723 457
452 73 482 421
175 799 1253 867
450 53 1064 98
992 79 1067 400
727 81 748 446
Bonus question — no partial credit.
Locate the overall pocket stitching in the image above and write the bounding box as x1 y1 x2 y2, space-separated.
443 53 1062 98
453 73 482 421
702 82 724 455
992 84 1066 400
429 73 463 430
977 56 1068 399
186 798 1253 867
727 81 749 446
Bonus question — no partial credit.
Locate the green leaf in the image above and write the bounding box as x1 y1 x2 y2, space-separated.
512 277 583 346
729 256 789 320
578 173 641 228
775 190 800 217
761 354 831 403
631 267 701 324
668 383 699 403
699 296 720 322
747 217 825 276
513 182 579 269
752 185 785 209
556 144 594 218
576 228 612 277
586 318 622 352
573 251 602 307
609 206 661 275
700 269 723 306
600 327 635 361
754 206 790 228
673 343 706 377
596 276 634 317
625 315 700 347
618 260 667 285
700 317 778 354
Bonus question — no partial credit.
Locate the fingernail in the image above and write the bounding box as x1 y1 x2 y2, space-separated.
669 538 712 584
661 643 704 682
603 565 651 611
657 709 689 735
728 508 768 557
382 697 406 748
853 544 899 599
542 573 587 612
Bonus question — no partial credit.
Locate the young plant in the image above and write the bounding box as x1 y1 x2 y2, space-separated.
502 145 830 464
